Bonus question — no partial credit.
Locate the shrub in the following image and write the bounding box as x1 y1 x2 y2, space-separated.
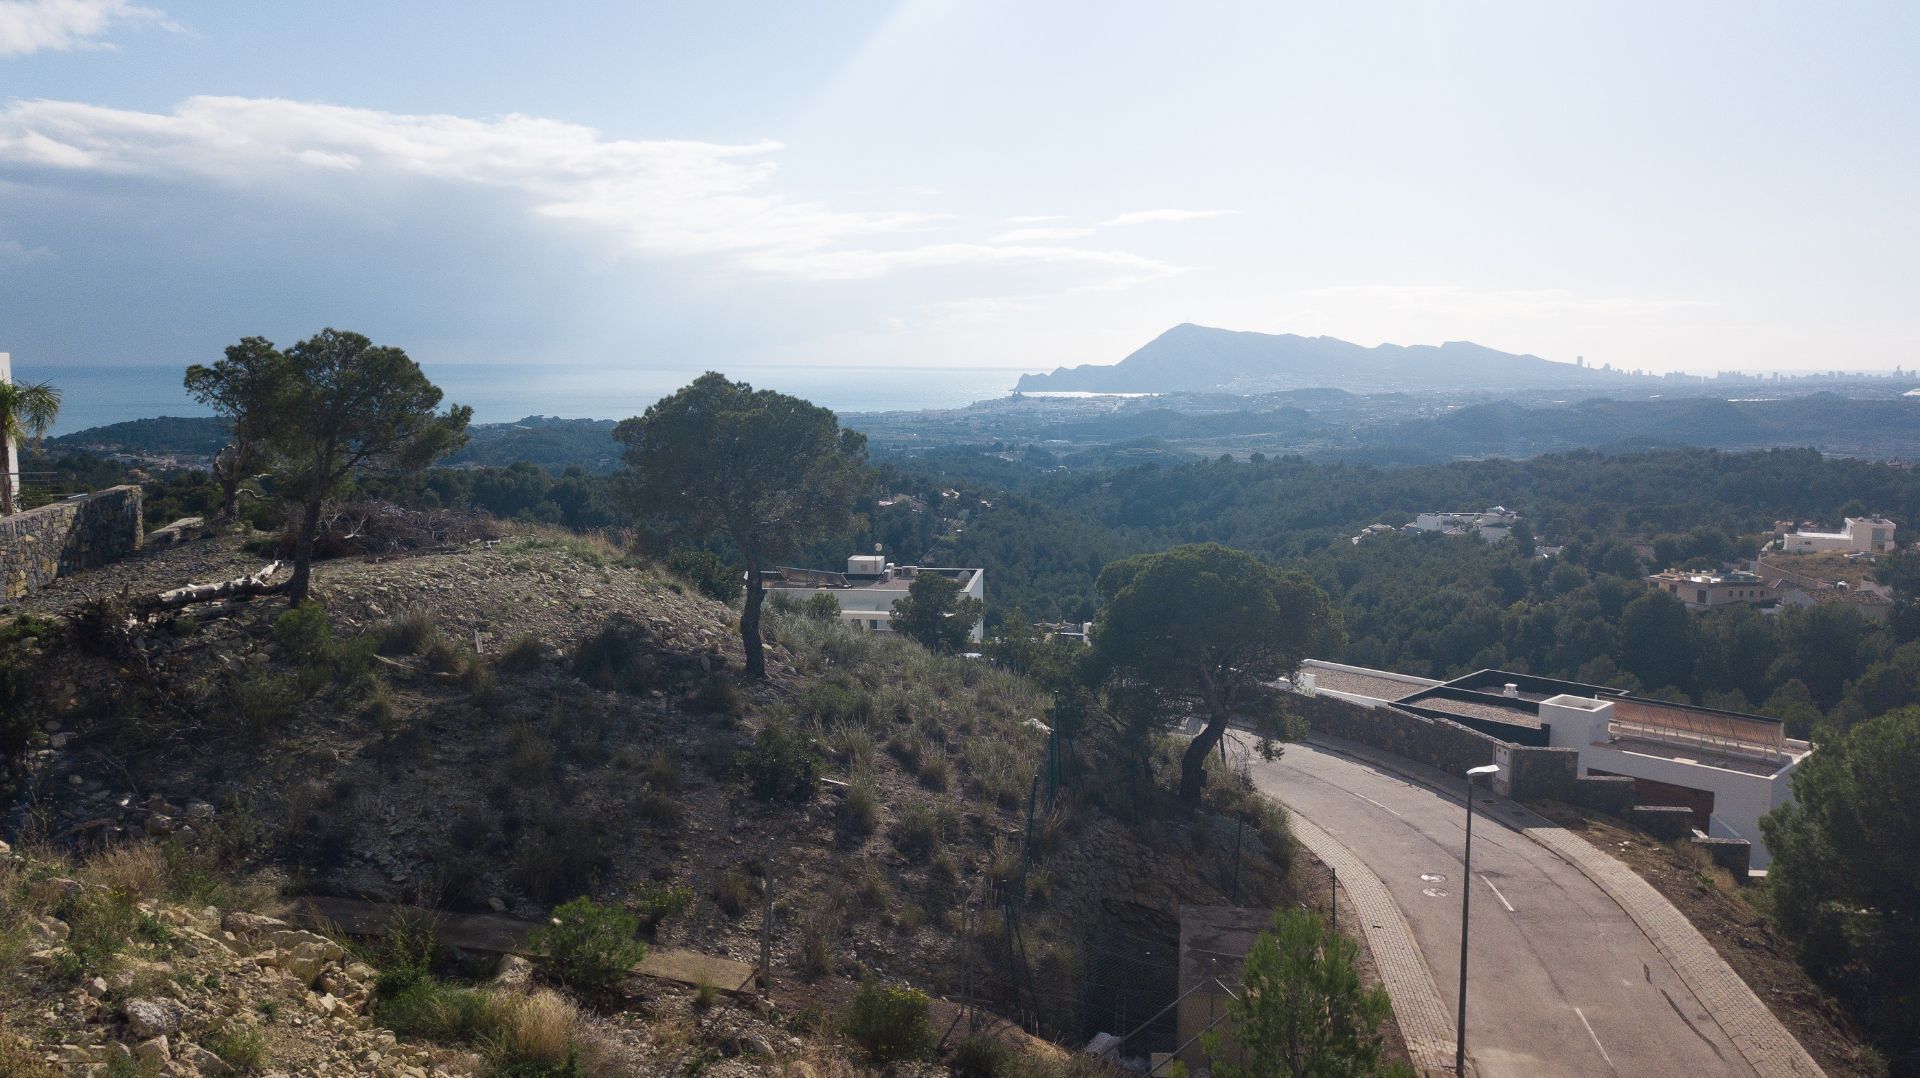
421 633 467 674
844 982 932 1064
272 602 334 665
529 896 646 992
495 633 546 673
949 1034 1013 1078
712 868 753 917
917 750 951 792
643 750 680 792
636 789 683 827
666 548 743 603
492 989 581 1070
633 882 694 936
377 608 440 656
800 592 842 622
840 775 880 836
361 676 401 732
798 923 834 979
888 801 944 863
690 674 740 716
206 1025 270 1073
740 721 821 803
229 671 296 735
570 617 661 693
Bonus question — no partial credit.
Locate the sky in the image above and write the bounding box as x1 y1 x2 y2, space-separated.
0 0 1916 378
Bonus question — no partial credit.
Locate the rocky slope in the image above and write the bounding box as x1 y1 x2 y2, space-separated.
1 527 1308 1074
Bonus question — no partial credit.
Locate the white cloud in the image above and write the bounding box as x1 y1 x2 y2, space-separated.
0 0 165 55
1005 214 1069 224
991 226 1095 243
1102 208 1236 226
0 95 1185 286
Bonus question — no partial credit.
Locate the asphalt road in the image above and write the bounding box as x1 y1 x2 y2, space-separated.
1229 732 1754 1078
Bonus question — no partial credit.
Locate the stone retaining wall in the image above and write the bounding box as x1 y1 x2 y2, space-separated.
1 486 143 600
1291 693 1578 801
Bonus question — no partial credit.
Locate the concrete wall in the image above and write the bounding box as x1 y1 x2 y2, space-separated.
1539 694 1795 867
1 486 143 599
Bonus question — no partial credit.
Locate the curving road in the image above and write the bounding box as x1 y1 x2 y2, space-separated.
1229 732 1754 1077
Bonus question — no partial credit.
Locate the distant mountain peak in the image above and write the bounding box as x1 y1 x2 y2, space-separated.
1014 325 1634 394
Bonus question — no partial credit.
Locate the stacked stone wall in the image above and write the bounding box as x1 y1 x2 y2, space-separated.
1 486 143 600
1290 693 1577 800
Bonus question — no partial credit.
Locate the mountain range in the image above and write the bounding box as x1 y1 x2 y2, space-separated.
1014 323 1645 393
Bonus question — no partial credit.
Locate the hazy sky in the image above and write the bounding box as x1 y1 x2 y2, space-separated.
1 0 1915 375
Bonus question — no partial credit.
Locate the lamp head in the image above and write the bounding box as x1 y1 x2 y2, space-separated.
1467 764 1500 776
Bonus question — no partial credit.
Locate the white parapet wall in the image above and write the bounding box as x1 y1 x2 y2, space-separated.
1540 694 1804 867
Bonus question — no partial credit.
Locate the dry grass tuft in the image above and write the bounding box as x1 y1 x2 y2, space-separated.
493 988 579 1067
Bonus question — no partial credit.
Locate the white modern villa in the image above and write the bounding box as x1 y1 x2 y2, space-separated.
764 551 985 642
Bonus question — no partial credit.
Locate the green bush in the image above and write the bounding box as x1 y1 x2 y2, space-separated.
494 634 547 672
712 868 753 917
528 896 646 992
949 1034 1013 1078
887 800 945 863
272 602 334 665
205 1025 270 1073
666 548 743 603
633 882 694 936
740 720 821 803
377 608 441 656
844 981 932 1064
800 592 842 622
840 775 880 836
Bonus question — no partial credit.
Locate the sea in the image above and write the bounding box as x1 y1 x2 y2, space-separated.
25 363 1033 436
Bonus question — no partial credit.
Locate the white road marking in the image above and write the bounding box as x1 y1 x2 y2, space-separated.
1574 1006 1616 1070
1345 789 1403 817
1479 873 1516 912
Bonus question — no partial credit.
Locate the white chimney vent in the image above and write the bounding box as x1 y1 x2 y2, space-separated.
1502 683 1520 698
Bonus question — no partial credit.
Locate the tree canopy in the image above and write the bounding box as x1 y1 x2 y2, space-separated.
0 377 60 517
1093 543 1342 804
1201 907 1405 1078
230 330 470 603
890 571 984 653
1760 705 1920 1063
614 373 867 678
184 337 281 521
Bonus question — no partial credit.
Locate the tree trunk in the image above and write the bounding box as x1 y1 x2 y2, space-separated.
0 439 14 517
288 496 323 605
1180 704 1230 806
740 556 766 679
213 443 242 522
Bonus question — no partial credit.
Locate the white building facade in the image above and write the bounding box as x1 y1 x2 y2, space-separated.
1780 516 1897 554
765 554 985 642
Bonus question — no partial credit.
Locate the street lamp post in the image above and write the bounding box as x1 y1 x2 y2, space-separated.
1457 763 1500 1076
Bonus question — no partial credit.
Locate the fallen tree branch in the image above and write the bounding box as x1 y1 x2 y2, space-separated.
145 561 286 610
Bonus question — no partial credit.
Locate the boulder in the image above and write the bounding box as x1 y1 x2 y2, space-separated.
123 998 183 1039
490 954 535 993
134 1035 170 1067
221 911 289 936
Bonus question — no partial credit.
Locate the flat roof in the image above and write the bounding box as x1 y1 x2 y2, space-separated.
1311 667 1427 702
765 566 978 592
1396 688 1543 729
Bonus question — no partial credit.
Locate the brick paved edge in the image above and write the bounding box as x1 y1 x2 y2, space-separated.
1286 811 1457 1075
1524 825 1825 1078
